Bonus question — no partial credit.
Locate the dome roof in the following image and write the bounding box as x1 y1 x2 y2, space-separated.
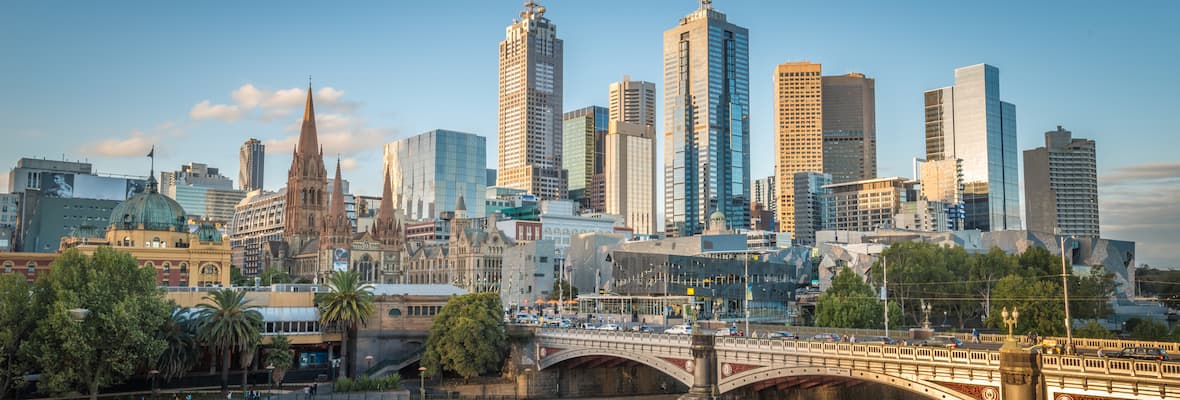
709 210 726 221
109 178 187 232
196 223 222 243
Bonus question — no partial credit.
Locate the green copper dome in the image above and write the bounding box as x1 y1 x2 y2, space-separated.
195 223 222 243
109 177 187 232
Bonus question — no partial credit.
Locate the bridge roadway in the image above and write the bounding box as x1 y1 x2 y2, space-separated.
532 328 1180 400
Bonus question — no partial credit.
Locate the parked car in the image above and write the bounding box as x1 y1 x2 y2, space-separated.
1099 347 1169 361
810 333 841 342
768 331 799 340
596 323 620 331
857 335 896 345
915 336 963 349
714 327 737 336
630 325 655 333
664 324 693 335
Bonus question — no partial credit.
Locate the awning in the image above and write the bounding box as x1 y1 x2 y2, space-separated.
256 307 319 322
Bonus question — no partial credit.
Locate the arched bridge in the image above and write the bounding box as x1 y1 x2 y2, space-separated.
533 328 1180 400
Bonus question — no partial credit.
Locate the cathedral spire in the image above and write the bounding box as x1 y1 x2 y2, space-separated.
328 157 346 219
378 165 395 220
297 81 319 155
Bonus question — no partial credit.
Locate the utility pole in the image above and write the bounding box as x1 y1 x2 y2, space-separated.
883 255 889 338
744 251 750 336
1059 233 1074 352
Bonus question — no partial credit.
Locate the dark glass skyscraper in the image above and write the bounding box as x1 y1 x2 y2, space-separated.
663 1 750 236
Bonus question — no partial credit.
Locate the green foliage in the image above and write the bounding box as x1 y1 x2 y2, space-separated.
24 247 171 400
1071 266 1118 320
422 293 508 381
259 267 293 286
230 267 248 287
264 335 295 384
195 289 263 393
1074 320 1116 339
1136 267 1180 309
317 270 375 378
157 305 199 381
986 275 1064 336
1130 319 1170 341
333 375 401 392
547 279 578 300
0 275 35 399
816 267 900 329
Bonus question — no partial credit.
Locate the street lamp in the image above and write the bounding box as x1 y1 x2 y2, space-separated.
1001 307 1020 349
364 355 374 371
265 365 275 400
921 300 932 330
417 367 427 399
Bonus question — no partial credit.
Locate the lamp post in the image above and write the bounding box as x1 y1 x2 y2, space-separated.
1057 230 1075 353
1001 307 1020 349
417 367 426 399
148 369 159 400
364 355 373 371
921 300 932 330
882 255 889 338
744 251 750 337
265 365 274 400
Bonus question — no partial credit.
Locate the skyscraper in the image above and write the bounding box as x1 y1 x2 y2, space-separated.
159 162 245 222
497 1 566 200
383 129 487 221
1024 126 1098 237
664 1 750 236
561 106 608 210
239 138 265 192
609 77 656 127
924 64 1020 231
822 73 876 184
773 62 823 239
792 171 831 246
604 77 658 235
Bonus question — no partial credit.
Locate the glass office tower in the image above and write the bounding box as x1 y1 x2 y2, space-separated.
663 1 750 236
924 64 1020 231
383 129 487 220
562 106 609 208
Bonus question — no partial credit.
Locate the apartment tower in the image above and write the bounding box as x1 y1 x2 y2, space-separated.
822 73 876 184
239 138 265 192
663 0 750 236
497 1 567 200
773 62 823 239
604 77 658 235
1023 126 1098 237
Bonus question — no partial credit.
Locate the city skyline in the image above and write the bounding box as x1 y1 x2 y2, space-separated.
1 0 1178 266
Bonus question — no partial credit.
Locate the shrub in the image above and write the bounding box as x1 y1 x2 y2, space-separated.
334 374 402 392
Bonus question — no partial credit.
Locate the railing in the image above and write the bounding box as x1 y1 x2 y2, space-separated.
746 323 1180 352
714 336 1001 368
1042 353 1180 381
536 328 692 346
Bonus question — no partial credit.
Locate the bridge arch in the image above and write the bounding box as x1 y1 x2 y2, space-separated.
718 365 978 400
537 347 693 388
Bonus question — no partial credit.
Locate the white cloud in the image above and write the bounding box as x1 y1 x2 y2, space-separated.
189 100 242 121
231 84 264 109
1099 162 1180 267
81 130 156 157
264 113 393 156
340 158 358 171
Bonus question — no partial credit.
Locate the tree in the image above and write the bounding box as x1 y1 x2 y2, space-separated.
422 293 508 382
547 279 578 300
238 335 261 393
317 270 375 379
986 275 1064 336
230 267 248 287
1071 266 1118 320
816 267 900 329
1129 320 1170 341
24 248 171 400
0 275 35 400
195 289 263 394
264 335 294 388
1075 320 1115 339
259 267 293 286
157 305 199 382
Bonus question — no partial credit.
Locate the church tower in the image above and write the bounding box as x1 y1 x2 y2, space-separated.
284 82 328 250
320 158 353 251
372 166 402 247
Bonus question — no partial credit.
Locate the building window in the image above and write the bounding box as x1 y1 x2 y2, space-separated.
163 262 171 273
388 308 402 316
145 261 154 270
3 262 10 273
27 262 36 274
179 263 188 273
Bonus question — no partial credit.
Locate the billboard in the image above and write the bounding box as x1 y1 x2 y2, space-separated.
39 173 74 198
332 247 350 272
126 179 146 198
74 175 133 201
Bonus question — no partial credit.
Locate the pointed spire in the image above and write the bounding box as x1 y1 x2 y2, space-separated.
378 165 395 220
328 157 346 219
296 81 319 155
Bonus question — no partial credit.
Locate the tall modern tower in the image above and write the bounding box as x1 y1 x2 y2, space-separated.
609 77 656 127
239 138 265 191
924 64 1020 231
562 106 608 210
663 0 750 237
497 1 567 200
822 73 876 184
773 62 824 239
604 77 658 236
1023 126 1098 237
384 129 487 221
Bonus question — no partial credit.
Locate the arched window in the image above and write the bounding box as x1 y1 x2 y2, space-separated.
162 262 171 273
122 236 131 247
179 262 188 273
388 308 402 316
3 262 11 273
26 262 36 274
152 237 162 248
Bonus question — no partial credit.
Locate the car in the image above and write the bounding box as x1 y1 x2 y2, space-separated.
630 325 655 333
596 323 620 331
857 335 896 345
810 333 841 342
768 331 798 339
915 336 963 349
714 327 737 336
664 324 693 335
1100 347 1169 361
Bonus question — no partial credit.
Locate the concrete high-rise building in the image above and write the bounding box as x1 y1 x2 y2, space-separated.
663 1 750 236
793 172 832 246
160 162 246 222
774 62 824 239
609 77 656 128
562 106 608 209
384 129 487 221
752 176 775 212
824 177 917 233
751 176 775 230
924 64 1020 231
228 188 286 275
239 138 265 192
1023 125 1098 237
917 158 964 230
497 1 566 200
822 73 876 184
604 120 657 236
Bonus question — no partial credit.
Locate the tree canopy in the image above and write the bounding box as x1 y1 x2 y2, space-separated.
422 292 508 381
0 275 35 400
195 289 263 393
317 270 375 378
814 267 901 329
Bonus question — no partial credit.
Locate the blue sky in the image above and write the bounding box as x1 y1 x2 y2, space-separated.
1 0 1177 267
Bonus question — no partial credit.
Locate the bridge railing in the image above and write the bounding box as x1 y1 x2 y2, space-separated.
713 336 1001 367
1042 353 1180 381
747 323 1180 352
536 328 692 346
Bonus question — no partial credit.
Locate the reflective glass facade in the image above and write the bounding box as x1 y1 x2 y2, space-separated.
923 64 1020 231
561 106 608 203
384 130 486 221
663 4 750 236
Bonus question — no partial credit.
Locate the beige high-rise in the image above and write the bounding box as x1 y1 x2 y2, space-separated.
774 62 823 238
609 77 656 128
497 1 566 200
605 77 657 235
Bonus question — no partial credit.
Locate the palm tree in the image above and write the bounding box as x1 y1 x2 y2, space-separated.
318 270 375 378
265 335 295 389
157 305 199 381
239 334 261 392
196 289 263 393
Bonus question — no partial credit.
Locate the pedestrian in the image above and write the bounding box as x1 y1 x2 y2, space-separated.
303 386 310 400
312 383 318 398
972 328 981 343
